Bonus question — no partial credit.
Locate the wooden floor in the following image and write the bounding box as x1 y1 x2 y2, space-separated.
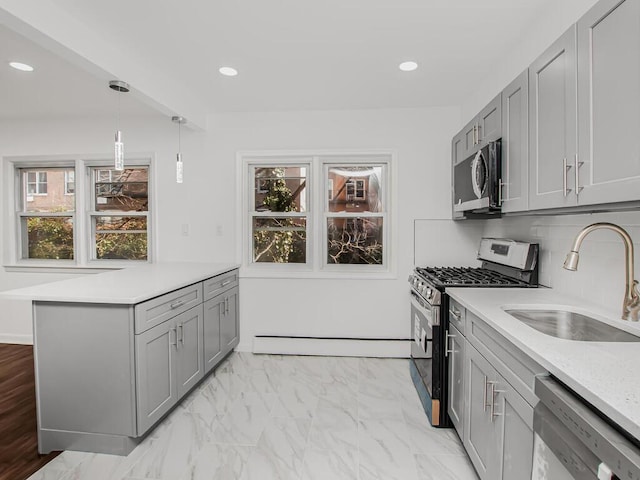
0 344 60 480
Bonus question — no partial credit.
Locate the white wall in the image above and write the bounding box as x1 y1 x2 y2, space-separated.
0 106 464 353
209 108 461 353
0 114 219 343
461 0 600 121
480 212 640 319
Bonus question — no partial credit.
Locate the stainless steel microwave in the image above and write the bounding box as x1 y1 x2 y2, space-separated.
453 139 502 215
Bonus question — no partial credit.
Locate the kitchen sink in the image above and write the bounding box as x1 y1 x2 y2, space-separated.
503 308 640 342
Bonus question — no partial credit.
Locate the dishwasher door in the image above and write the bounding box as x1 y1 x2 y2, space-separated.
533 376 640 480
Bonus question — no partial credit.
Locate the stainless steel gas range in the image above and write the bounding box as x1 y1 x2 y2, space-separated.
409 238 539 427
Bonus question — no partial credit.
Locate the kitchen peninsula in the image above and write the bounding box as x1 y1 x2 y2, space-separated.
1 262 240 455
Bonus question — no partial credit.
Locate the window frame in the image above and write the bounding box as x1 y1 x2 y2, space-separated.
239 150 395 278
3 154 155 272
246 158 313 271
26 170 48 196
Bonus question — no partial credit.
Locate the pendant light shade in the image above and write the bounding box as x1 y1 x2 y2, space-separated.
109 80 129 171
172 116 187 183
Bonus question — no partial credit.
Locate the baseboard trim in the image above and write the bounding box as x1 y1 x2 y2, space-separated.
252 335 410 358
0 334 33 345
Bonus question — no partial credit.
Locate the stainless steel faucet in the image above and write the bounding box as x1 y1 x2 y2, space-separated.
563 222 640 321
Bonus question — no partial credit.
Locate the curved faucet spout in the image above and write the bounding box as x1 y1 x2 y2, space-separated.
563 222 640 321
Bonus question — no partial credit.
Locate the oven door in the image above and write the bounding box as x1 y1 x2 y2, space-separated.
410 291 435 358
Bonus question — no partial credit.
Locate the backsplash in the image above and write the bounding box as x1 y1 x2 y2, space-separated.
481 210 640 318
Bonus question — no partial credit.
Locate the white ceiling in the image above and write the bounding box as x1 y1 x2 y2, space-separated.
1 0 556 120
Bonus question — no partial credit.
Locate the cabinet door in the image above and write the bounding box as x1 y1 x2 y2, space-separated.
452 132 466 219
462 118 479 159
501 70 529 213
203 295 224 373
221 287 240 352
175 305 204 399
464 343 500 480
529 25 578 210
577 0 640 206
491 374 534 480
478 94 502 145
135 320 177 434
447 325 466 437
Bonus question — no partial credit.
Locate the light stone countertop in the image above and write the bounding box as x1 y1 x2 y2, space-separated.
447 287 640 440
0 262 239 304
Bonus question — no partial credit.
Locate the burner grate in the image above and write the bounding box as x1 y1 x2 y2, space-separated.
415 266 529 288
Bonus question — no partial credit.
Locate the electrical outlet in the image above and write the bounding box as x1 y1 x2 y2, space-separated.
181 224 189 236
216 225 223 236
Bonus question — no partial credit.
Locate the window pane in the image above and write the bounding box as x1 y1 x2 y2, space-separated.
254 167 307 213
23 217 74 259
21 168 74 212
94 167 148 212
252 217 306 263
327 166 383 213
327 217 383 265
94 216 147 260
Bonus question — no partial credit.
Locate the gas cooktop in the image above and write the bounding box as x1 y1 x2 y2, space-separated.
415 266 533 288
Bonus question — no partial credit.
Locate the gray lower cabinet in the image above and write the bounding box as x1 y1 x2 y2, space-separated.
33 269 239 456
500 70 529 213
136 304 205 433
528 25 578 211
576 0 640 206
464 342 534 480
446 324 465 436
204 285 239 373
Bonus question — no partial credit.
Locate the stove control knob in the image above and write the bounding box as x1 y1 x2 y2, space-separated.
426 288 432 299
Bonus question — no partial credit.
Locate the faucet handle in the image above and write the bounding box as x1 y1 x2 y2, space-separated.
624 280 640 321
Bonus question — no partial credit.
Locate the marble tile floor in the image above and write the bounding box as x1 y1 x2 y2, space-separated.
27 352 479 480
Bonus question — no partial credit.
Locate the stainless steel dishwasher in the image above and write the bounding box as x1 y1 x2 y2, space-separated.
532 376 640 480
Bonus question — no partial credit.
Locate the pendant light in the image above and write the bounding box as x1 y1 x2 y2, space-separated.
109 80 130 171
172 116 186 183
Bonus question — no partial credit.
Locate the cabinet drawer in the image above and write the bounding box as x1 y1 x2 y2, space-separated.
203 270 238 302
134 283 203 334
448 299 466 335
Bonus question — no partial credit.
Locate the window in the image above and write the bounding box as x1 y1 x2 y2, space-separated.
19 168 74 260
326 165 385 265
250 164 309 264
26 171 48 196
5 156 153 268
64 171 75 195
243 152 392 274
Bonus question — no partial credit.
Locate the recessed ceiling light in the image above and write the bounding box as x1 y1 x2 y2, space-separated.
399 61 418 72
9 61 34 72
219 66 238 77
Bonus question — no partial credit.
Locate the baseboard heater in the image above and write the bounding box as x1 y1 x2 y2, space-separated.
252 335 411 358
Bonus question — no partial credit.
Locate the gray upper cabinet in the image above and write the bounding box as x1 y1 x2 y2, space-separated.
478 95 502 145
452 132 466 219
501 70 529 213
576 0 640 206
529 25 578 211
461 94 502 160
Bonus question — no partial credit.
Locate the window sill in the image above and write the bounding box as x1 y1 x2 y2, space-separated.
240 266 397 280
3 261 147 275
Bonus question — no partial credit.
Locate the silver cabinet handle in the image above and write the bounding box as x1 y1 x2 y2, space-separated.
170 300 184 309
449 309 461 322
490 382 505 422
221 279 232 287
483 376 489 411
575 154 584 195
225 297 229 315
498 180 506 206
177 323 184 345
170 327 177 347
445 331 455 357
476 123 481 145
563 157 573 197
